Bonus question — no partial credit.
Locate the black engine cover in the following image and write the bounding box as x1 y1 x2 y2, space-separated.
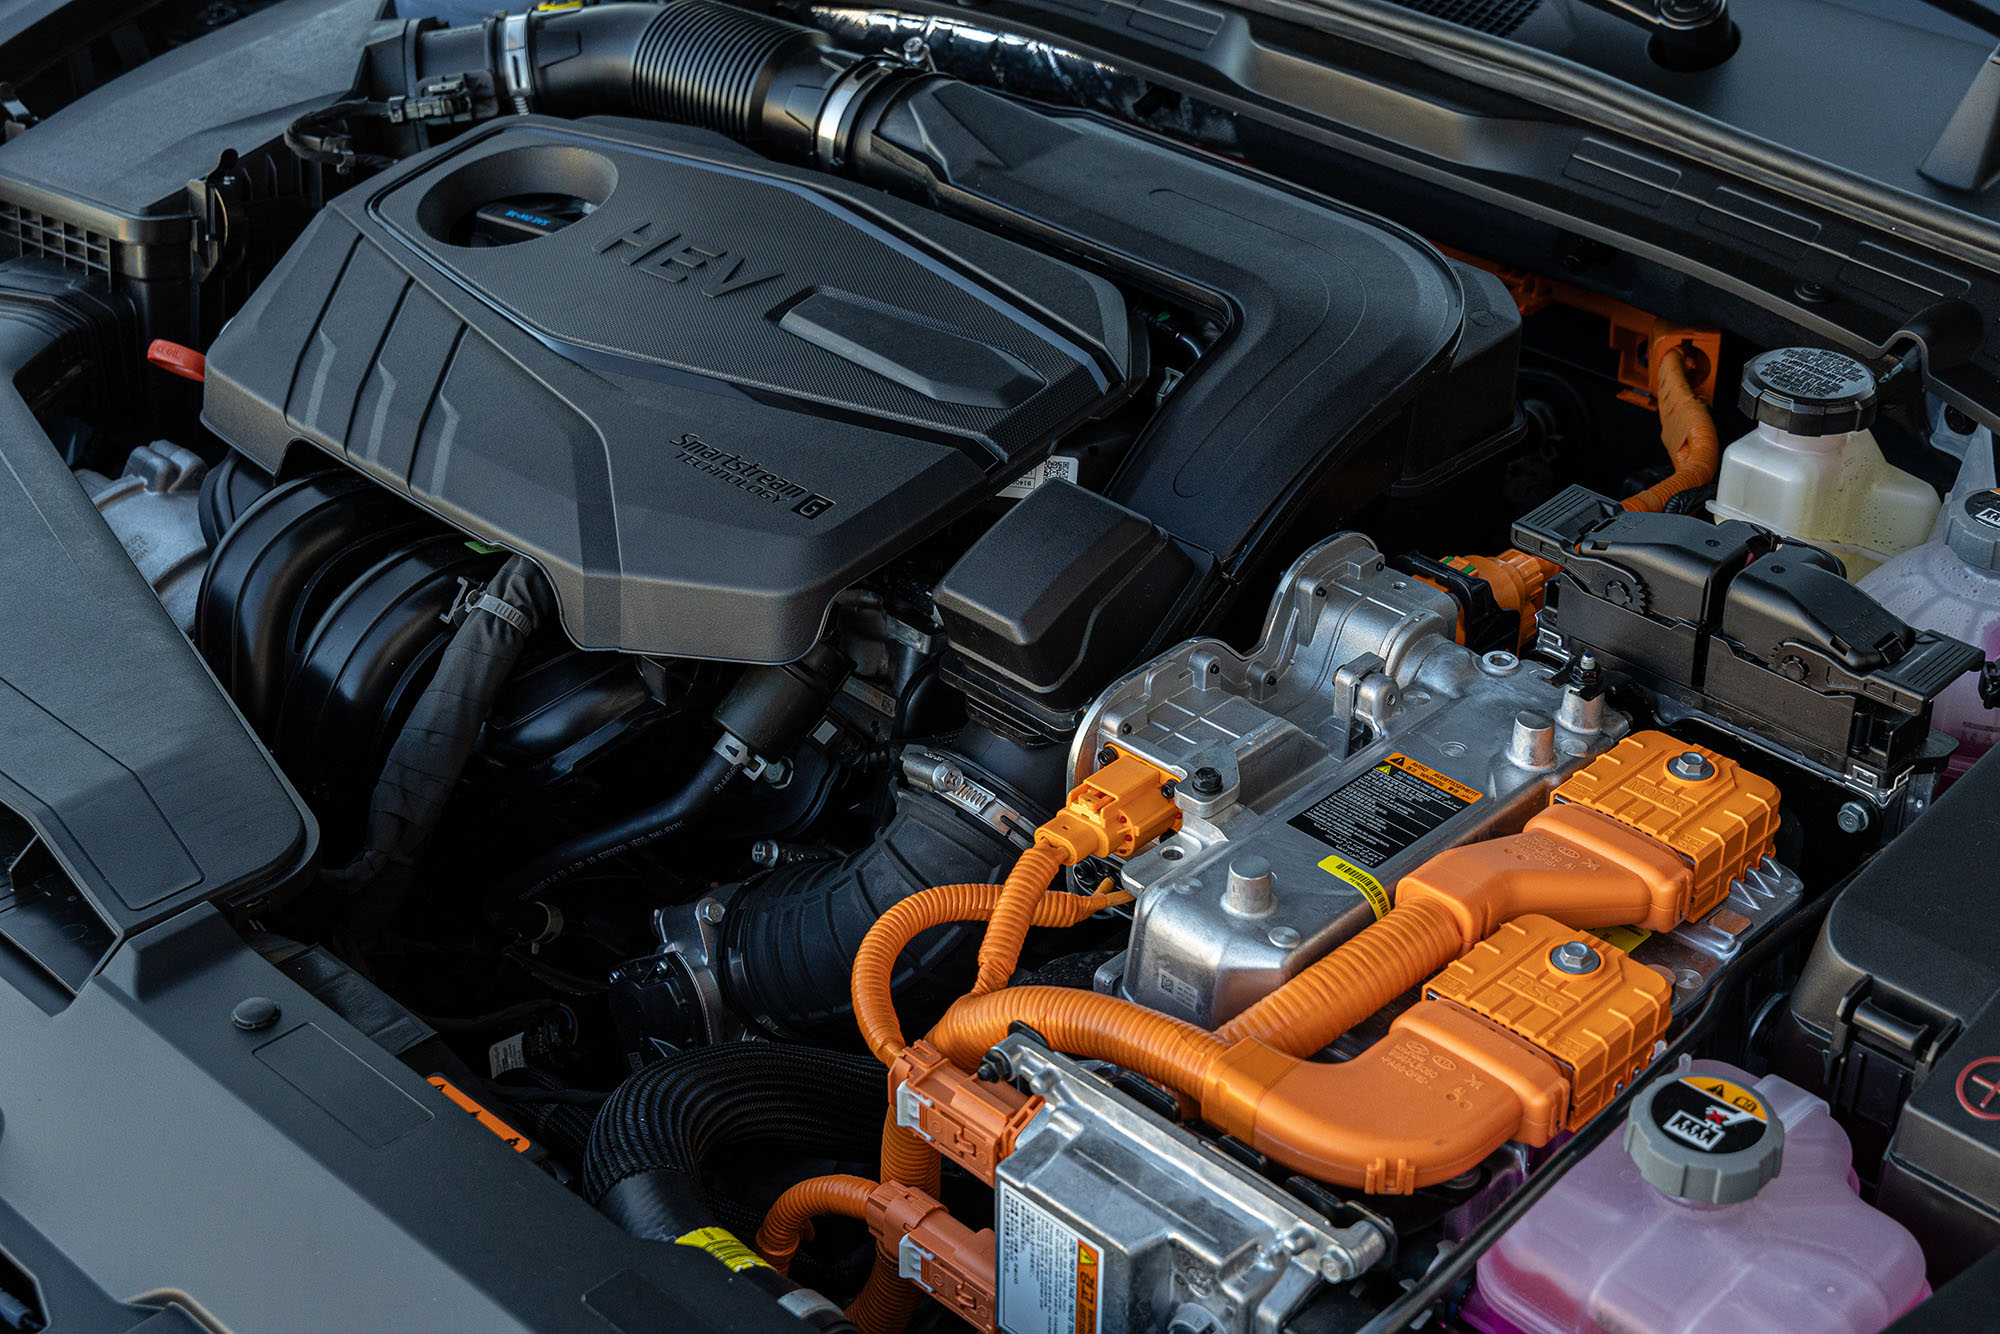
202 117 1139 662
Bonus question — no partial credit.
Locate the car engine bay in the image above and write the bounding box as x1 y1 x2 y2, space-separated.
2 1 2000 1330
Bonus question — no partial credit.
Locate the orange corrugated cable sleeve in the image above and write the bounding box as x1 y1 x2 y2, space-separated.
1213 895 1466 1054
1217 803 1690 1056
756 1174 876 1274
1623 345 1720 513
850 885 1130 1331
931 984 1229 1087
854 884 1132 1065
971 844 1068 995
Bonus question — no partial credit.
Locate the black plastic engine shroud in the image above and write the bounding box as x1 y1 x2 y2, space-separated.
203 116 1141 662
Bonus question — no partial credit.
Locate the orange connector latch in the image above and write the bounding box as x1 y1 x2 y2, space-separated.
1551 734 1780 921
867 1181 998 1332
891 1040 1043 1184
1425 913 1672 1123
1035 751 1181 864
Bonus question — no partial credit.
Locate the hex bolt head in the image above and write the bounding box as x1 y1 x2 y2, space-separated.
1836 800 1873 834
232 996 281 1032
1667 750 1715 781
1190 766 1224 796
1550 941 1601 974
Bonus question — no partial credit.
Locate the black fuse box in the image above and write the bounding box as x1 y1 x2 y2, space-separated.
1776 748 2000 1279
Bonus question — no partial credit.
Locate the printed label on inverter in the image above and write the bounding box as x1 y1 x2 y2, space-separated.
1289 753 1482 869
997 1187 1102 1334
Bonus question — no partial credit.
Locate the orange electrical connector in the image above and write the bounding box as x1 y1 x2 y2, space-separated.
1425 913 1673 1123
1551 734 1780 921
866 1182 998 1332
890 1040 1043 1185
1034 751 1181 864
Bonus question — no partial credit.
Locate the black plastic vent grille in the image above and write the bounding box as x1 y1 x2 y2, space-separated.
0 203 111 279
1383 0 1540 37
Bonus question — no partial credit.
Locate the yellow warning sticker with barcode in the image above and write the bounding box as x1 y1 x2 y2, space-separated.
675 1226 772 1272
1318 853 1391 919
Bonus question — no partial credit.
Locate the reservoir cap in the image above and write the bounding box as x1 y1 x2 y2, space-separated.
1624 1072 1785 1204
1947 489 2000 571
1738 347 1877 436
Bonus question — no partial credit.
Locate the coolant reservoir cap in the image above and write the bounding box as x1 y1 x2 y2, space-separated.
1946 489 2000 571
1738 347 1878 436
1624 1072 1785 1204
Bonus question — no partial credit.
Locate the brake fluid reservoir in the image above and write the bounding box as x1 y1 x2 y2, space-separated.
1859 448 2000 791
1710 348 1938 577
1465 1060 1929 1334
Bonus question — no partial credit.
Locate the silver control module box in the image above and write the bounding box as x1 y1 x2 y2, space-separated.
1074 534 1628 1026
989 1034 1387 1334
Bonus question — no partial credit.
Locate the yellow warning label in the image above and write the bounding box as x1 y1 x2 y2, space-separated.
675 1226 772 1273
1383 752 1484 804
1074 1240 1100 1334
1683 1076 1768 1122
1590 924 1654 953
1318 853 1391 919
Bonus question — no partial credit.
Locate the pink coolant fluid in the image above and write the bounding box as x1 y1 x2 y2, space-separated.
1464 1060 1929 1334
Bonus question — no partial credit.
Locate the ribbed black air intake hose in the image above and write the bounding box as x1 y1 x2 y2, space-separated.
411 1 843 153
584 1041 884 1241
719 778 1025 1041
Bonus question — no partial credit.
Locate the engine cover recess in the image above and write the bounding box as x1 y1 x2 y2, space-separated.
201 117 1139 662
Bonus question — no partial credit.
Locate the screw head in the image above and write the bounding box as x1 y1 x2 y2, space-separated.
1095 745 1117 766
1190 766 1224 796
1836 800 1873 834
1667 750 1715 781
232 996 281 1032
1550 941 1601 974
697 899 726 924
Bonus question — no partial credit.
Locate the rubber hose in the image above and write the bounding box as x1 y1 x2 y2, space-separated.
756 1174 876 1274
853 884 1131 1065
721 784 1021 1041
325 553 556 924
499 747 742 900
436 1 834 151
972 844 1066 996
584 1041 884 1241
1623 347 1720 514
1214 896 1465 1055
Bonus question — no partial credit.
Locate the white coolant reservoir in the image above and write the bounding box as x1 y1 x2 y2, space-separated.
1710 348 1938 577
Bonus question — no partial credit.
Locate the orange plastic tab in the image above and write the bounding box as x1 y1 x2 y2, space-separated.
1552 733 1780 920
1035 750 1181 864
890 1040 1043 1184
867 1182 998 1332
146 338 206 382
1424 913 1671 1124
427 1075 533 1153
